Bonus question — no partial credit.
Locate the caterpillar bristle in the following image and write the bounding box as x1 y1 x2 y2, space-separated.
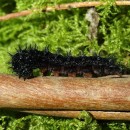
18 45 22 51
8 52 13 57
7 61 12 65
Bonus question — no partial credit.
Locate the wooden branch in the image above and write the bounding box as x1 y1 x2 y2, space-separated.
22 110 130 120
0 10 33 21
0 1 130 21
0 74 130 111
1 74 130 120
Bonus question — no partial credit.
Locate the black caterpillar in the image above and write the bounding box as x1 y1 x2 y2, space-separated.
9 46 126 80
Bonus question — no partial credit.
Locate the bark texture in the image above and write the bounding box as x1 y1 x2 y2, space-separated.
0 74 130 110
0 74 130 120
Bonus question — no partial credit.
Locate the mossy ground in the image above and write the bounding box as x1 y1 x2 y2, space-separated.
0 0 130 129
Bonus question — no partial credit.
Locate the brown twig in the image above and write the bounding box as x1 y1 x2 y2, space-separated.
1 74 130 120
0 1 130 21
0 74 130 111
22 110 130 120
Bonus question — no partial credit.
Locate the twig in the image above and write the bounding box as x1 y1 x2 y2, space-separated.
0 1 130 21
1 74 130 120
0 10 33 21
0 74 130 111
22 110 130 120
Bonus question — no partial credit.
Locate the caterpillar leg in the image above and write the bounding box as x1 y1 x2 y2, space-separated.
52 71 60 76
68 72 76 77
83 72 92 78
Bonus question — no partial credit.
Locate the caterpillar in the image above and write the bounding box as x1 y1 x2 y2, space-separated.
9 45 125 80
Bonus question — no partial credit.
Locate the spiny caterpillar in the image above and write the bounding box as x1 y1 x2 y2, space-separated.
9 45 125 80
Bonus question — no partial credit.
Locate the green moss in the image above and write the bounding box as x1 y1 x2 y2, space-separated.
0 110 100 130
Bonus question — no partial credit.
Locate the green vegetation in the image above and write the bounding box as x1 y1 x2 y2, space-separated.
0 0 130 129
0 110 101 130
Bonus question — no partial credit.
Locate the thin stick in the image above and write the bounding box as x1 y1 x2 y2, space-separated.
0 74 130 111
23 110 130 120
0 1 130 21
1 74 130 120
